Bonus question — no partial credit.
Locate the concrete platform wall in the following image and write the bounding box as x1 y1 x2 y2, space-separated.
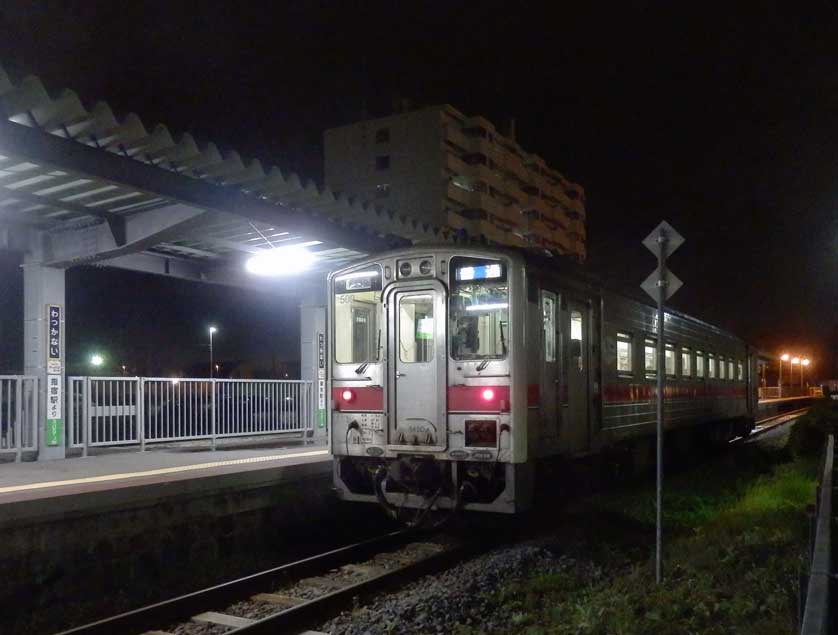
757 396 814 420
0 460 345 634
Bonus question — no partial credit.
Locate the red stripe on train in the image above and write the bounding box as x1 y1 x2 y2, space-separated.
333 386 384 411
448 385 511 412
603 383 747 402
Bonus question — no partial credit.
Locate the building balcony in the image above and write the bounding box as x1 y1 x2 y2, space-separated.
446 182 512 221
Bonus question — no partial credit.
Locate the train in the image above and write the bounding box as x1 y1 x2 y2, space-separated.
328 246 756 517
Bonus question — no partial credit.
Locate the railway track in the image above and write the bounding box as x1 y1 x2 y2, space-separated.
55 529 491 635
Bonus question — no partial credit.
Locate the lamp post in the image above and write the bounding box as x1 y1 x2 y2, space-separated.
779 353 789 397
209 326 218 379
792 357 800 394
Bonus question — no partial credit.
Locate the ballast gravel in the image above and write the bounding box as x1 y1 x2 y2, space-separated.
323 542 583 635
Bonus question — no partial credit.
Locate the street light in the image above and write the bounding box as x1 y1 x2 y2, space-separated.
90 354 104 367
208 326 218 379
779 353 790 397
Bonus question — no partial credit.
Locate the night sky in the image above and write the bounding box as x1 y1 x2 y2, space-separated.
0 2 836 375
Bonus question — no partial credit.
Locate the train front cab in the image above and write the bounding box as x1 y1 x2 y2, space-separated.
329 249 531 514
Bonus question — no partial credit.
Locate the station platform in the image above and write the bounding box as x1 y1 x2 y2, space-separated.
0 443 337 635
758 395 818 406
757 394 817 420
0 442 330 513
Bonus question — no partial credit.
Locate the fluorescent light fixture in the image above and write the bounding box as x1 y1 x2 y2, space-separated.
466 302 508 311
335 270 380 282
246 245 316 276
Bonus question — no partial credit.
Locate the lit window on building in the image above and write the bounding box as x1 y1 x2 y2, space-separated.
617 332 632 374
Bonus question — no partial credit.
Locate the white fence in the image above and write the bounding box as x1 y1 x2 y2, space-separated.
0 376 39 461
68 377 313 454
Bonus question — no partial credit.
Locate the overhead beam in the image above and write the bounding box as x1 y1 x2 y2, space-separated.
101 251 326 297
0 118 403 254
43 202 208 267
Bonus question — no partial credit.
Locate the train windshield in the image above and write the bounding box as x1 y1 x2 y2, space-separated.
449 256 509 360
333 266 383 364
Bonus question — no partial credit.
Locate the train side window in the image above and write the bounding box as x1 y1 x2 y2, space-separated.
728 360 734 381
570 310 583 371
708 353 716 378
665 343 676 377
644 338 657 377
696 350 705 377
542 292 556 363
737 361 744 381
681 347 692 377
719 356 726 380
616 332 633 375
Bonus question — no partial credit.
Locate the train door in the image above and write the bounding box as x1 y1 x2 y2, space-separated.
541 291 559 437
387 285 447 450
564 299 590 452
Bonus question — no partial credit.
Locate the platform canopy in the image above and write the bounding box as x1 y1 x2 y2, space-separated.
0 64 455 285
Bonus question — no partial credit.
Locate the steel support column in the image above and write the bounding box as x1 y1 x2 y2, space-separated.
22 260 66 460
300 279 328 441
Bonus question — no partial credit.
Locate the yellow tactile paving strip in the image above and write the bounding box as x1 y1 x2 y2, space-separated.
0 449 329 495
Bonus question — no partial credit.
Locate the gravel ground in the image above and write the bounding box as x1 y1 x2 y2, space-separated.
322 541 587 635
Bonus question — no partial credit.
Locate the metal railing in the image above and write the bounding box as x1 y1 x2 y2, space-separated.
800 434 833 634
759 386 816 400
0 375 38 461
68 377 312 454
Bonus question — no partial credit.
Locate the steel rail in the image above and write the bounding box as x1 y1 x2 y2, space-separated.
54 529 414 635
236 537 490 634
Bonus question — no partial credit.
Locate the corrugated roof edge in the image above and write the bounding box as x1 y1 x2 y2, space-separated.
0 63 455 246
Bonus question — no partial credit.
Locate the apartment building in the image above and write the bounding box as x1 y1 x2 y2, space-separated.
324 104 586 260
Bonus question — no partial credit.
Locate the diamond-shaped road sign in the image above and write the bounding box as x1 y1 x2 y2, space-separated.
642 220 685 259
641 268 683 303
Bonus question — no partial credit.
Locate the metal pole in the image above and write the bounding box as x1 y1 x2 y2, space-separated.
656 230 667 585
209 331 214 379
778 359 782 398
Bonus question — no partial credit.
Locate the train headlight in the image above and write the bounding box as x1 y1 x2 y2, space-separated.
341 389 355 402
481 388 495 401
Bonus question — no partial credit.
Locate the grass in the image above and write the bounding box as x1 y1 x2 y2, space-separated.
456 433 818 635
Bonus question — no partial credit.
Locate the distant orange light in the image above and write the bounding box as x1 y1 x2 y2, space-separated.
792 357 800 365
802 359 811 366
780 353 790 361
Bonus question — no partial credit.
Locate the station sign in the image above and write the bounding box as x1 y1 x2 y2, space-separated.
46 304 63 447
317 333 326 428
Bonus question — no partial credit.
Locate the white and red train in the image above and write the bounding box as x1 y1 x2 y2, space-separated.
328 246 756 514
